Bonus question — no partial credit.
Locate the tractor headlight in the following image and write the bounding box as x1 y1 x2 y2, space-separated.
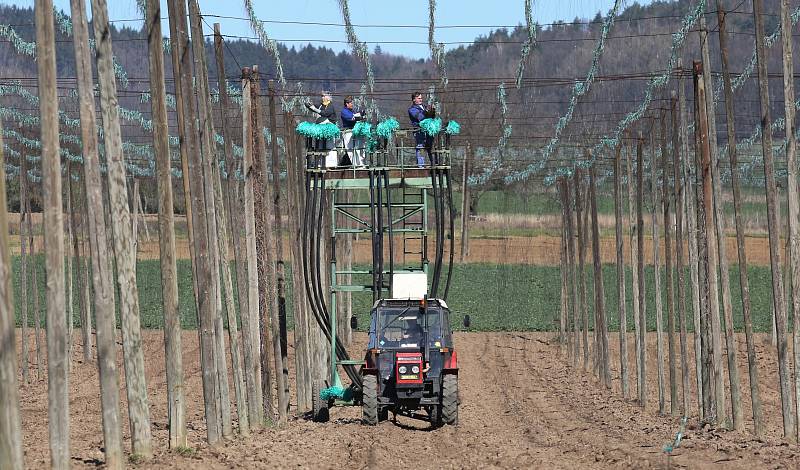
411 365 420 374
398 365 408 374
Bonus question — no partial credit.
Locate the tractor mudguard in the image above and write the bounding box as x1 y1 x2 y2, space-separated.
443 350 458 373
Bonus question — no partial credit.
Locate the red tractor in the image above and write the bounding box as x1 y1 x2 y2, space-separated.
360 298 465 426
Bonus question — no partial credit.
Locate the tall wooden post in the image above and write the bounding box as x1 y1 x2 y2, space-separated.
671 92 690 417
213 23 250 436
661 111 678 416
0 120 23 470
681 60 704 421
651 126 666 416
187 0 233 438
251 67 277 421
613 145 629 398
91 0 153 456
37 1 70 466
778 0 800 442
701 8 740 430
18 155 29 384
68 0 123 464
558 179 569 345
754 0 797 439
636 137 647 408
69 172 91 364
146 0 186 447
166 0 221 444
565 175 579 363
589 166 610 388
460 144 471 262
627 142 643 403
268 80 291 421
574 170 587 368
241 67 265 427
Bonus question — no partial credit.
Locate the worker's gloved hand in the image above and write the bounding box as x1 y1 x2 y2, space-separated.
304 101 313 110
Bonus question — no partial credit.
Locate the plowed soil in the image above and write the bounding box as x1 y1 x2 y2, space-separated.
16 329 800 469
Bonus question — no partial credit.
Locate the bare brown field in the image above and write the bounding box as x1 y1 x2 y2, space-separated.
16 329 800 469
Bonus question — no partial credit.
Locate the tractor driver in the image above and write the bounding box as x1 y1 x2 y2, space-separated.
402 317 424 343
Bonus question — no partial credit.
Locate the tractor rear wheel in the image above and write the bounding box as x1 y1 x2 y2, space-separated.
442 374 458 425
362 375 378 425
312 379 329 422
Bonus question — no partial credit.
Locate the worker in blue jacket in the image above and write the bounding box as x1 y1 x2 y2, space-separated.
408 92 436 167
341 96 366 167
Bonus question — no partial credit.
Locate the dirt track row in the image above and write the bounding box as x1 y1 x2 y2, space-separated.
16 329 800 468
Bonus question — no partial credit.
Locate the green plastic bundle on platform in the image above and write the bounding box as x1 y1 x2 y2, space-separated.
352 120 372 138
296 121 341 139
319 385 354 401
375 117 400 139
419 117 442 136
445 120 461 135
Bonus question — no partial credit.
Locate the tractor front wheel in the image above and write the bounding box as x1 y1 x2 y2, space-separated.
362 375 378 425
312 379 329 422
442 374 458 425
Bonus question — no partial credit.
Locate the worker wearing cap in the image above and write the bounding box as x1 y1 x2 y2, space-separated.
408 92 435 167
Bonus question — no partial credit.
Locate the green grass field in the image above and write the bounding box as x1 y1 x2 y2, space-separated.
12 255 780 334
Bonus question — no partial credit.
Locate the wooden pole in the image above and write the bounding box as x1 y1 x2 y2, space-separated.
241 67 265 427
186 0 233 438
753 0 797 439
0 118 24 470
574 170 586 368
165 0 199 319
635 136 648 407
558 179 569 346
91 0 153 456
36 1 70 466
651 125 666 416
715 4 763 432
661 111 678 416
146 0 186 447
18 155 29 384
65 163 76 367
286 122 312 411
589 166 611 387
268 80 291 421
213 22 250 436
563 176 577 362
671 92 690 417
30 198 41 381
613 145 629 398
166 0 222 444
681 60 704 421
460 144 471 262
250 68 277 421
68 0 123 464
69 171 91 364
701 10 741 430
627 142 643 404
694 60 716 423
778 0 800 442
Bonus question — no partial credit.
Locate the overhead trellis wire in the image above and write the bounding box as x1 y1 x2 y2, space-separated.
535 0 708 186
428 0 448 89
522 0 623 181
337 0 378 118
515 0 537 89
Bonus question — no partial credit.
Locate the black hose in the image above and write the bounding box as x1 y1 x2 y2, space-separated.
430 168 442 297
376 169 384 297
384 169 395 296
443 169 456 301
302 171 361 388
369 170 378 303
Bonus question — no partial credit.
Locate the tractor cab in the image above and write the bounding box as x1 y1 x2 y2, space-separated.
362 298 459 426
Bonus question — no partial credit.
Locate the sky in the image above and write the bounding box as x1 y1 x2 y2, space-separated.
5 0 655 59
